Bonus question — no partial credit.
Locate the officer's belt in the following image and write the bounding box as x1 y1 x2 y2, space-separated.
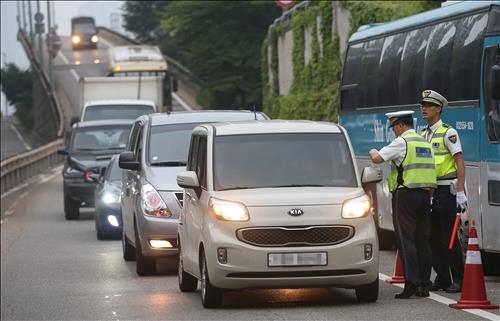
437 179 455 186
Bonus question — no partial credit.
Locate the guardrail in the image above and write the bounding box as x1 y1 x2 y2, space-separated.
1 139 65 194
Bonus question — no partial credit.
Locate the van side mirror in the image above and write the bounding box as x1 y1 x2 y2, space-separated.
119 151 140 171
177 171 201 198
361 166 382 184
492 64 500 100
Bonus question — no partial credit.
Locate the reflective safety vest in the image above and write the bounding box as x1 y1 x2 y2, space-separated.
388 131 437 193
421 123 457 180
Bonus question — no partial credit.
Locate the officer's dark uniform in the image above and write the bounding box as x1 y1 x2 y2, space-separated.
374 111 437 298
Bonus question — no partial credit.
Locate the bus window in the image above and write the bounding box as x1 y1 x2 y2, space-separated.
484 46 500 143
340 43 363 112
449 13 487 101
377 33 406 107
399 27 432 105
361 38 384 108
423 21 456 98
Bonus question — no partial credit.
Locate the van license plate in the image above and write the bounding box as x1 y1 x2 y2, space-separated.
268 252 327 267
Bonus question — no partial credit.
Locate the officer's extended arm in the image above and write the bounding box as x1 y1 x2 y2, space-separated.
369 149 385 164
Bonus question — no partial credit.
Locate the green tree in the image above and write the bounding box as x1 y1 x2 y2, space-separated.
161 1 281 109
122 1 172 44
0 63 33 129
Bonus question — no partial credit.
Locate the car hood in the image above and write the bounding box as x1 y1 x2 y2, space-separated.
213 187 365 206
143 166 185 191
69 154 117 171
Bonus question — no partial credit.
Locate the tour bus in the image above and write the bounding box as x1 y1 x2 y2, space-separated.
71 16 98 50
339 1 500 272
108 45 178 111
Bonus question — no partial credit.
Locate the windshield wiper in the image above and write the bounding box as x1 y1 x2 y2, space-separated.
150 161 187 167
273 184 326 187
218 186 252 191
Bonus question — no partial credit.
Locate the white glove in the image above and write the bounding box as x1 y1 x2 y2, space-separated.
456 191 467 212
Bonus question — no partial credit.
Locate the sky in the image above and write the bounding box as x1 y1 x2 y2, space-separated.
1 1 126 115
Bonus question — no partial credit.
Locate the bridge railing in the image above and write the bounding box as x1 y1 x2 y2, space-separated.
1 139 65 194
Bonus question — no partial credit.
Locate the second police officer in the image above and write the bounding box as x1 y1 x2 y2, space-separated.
370 111 437 299
420 89 466 293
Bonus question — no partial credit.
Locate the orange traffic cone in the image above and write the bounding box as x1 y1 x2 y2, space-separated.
385 250 405 284
449 222 499 309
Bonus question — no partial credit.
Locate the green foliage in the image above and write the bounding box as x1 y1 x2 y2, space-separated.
262 0 439 122
122 1 172 44
341 1 441 35
160 1 281 109
0 63 33 129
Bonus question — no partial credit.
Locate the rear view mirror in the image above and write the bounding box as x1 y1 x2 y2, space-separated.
177 171 199 189
119 151 140 171
57 147 68 156
361 166 382 184
70 116 80 126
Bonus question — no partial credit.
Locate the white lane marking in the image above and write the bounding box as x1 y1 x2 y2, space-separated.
8 122 31 151
57 50 79 81
172 92 193 111
379 273 499 321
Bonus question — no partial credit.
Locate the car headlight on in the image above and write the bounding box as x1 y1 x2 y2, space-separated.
209 197 249 221
91 35 98 43
102 191 120 204
341 195 371 219
141 183 171 218
72 35 81 44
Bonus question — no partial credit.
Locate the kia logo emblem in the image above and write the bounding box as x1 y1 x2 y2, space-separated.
288 208 304 216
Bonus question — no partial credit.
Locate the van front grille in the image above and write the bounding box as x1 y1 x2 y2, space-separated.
237 225 354 247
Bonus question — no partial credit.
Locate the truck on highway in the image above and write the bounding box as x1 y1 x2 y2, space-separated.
71 76 162 125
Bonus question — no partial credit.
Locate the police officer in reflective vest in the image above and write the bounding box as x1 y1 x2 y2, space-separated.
420 89 466 293
370 111 437 299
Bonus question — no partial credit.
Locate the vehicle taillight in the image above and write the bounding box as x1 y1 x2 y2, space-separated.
84 170 93 182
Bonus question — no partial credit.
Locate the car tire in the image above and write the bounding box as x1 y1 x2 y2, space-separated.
200 252 223 308
178 243 197 292
95 219 106 240
134 224 156 276
122 230 135 261
355 277 379 303
64 195 80 220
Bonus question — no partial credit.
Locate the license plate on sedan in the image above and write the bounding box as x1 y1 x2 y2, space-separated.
268 252 327 267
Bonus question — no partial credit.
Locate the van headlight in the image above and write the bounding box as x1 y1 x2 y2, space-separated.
341 195 371 219
72 35 81 44
209 197 249 221
91 35 98 43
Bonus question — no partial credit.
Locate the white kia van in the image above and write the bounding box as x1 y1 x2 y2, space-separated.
176 120 382 308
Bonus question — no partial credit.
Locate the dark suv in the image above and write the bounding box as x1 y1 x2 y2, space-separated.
59 119 133 220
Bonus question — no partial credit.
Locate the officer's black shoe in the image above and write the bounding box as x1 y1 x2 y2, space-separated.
395 284 418 299
430 281 451 291
445 283 461 293
415 286 430 297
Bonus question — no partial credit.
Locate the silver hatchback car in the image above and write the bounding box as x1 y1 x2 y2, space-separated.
119 110 269 275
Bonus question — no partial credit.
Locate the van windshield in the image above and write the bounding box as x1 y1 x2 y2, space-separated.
213 133 357 190
83 105 154 121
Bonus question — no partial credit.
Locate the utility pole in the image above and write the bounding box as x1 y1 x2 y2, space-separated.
47 0 52 91
22 0 27 32
35 0 44 66
28 1 33 42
